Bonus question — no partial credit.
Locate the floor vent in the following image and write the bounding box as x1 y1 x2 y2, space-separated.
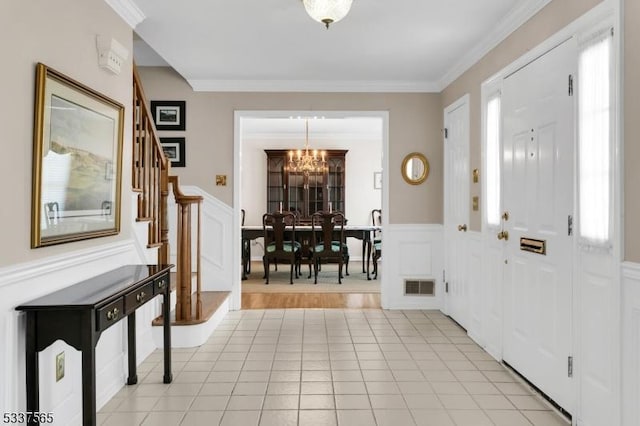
404 279 435 296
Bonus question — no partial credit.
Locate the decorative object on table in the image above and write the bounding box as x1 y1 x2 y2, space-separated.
160 137 186 167
31 63 124 248
302 0 353 29
150 100 186 131
373 171 382 190
401 152 430 185
288 119 326 176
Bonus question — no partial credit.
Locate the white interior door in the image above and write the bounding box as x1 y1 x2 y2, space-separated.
501 39 576 412
444 95 470 329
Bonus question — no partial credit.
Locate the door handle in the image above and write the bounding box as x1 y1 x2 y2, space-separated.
457 224 467 232
497 230 509 241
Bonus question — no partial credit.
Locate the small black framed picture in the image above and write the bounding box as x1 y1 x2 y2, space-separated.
151 100 186 131
160 137 186 167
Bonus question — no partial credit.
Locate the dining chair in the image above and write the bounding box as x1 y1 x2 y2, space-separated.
241 209 251 276
309 211 348 284
371 209 382 279
262 211 301 284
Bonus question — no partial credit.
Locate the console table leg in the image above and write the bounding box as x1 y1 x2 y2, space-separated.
162 289 172 383
127 312 138 385
25 312 39 426
81 344 96 426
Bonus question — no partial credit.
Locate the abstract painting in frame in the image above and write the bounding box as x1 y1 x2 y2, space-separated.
31 63 124 247
151 100 186 131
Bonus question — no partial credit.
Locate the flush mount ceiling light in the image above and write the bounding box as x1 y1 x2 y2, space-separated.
302 0 353 29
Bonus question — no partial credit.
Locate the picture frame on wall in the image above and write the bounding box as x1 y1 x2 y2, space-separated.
31 63 124 248
160 137 186 167
151 100 186 131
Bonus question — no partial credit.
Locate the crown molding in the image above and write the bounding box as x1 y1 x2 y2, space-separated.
437 0 553 91
104 0 146 28
187 78 440 93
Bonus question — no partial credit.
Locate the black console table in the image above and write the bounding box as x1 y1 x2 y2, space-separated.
15 264 174 426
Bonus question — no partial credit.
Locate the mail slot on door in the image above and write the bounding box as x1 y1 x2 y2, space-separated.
520 237 546 255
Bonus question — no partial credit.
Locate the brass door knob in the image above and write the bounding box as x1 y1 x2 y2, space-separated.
457 224 468 232
497 231 509 240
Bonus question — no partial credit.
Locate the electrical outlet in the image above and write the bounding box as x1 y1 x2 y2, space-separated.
56 352 65 382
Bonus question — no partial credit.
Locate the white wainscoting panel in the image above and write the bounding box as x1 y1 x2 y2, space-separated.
481 234 505 361
0 240 153 423
575 250 620 426
380 224 443 310
622 261 640 426
168 186 234 292
466 232 484 345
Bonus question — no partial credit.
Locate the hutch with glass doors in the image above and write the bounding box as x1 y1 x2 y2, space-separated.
266 149 347 223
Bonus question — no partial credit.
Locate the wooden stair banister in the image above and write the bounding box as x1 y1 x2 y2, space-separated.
132 64 205 323
169 175 204 321
132 64 170 265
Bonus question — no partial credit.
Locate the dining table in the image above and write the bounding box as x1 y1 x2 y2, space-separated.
241 224 381 281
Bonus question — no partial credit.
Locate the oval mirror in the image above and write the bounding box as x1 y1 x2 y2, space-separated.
401 152 429 185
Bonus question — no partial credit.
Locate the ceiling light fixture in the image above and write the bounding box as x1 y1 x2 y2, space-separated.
302 0 353 29
288 119 326 176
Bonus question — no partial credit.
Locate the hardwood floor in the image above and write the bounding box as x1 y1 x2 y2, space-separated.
242 292 381 309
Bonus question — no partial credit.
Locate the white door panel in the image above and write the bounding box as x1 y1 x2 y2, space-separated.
502 38 576 412
444 95 470 329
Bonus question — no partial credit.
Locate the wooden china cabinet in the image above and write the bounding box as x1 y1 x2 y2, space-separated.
266 149 347 223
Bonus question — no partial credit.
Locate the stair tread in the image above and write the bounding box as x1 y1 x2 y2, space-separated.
152 291 230 326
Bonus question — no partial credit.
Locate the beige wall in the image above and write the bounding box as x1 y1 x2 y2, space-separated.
0 0 133 267
625 0 640 261
441 0 603 232
137 66 443 224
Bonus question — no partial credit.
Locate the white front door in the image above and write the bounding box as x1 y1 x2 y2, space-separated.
444 95 470 329
501 39 576 411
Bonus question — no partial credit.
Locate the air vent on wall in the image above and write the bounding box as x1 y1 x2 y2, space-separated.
405 279 435 296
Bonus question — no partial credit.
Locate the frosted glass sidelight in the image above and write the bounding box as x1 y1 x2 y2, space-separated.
578 32 613 245
485 95 501 227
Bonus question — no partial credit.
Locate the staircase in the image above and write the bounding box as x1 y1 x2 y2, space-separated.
132 64 229 345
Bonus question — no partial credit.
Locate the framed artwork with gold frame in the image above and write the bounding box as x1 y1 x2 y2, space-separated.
31 63 124 247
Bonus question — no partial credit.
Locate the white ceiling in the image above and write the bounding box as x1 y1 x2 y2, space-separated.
126 0 551 92
241 116 383 141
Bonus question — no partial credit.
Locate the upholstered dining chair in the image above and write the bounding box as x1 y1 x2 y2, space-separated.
371 209 382 279
309 211 348 284
262 211 301 284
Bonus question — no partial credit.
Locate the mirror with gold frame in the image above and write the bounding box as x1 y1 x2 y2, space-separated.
401 152 429 185
31 63 124 247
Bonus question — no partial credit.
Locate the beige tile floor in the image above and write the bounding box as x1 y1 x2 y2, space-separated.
98 309 570 426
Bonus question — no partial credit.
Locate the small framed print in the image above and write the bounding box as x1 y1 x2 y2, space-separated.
160 137 185 167
151 100 186 131
374 171 382 190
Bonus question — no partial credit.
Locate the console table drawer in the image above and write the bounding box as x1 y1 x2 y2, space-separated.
153 273 170 295
124 282 154 315
96 299 124 332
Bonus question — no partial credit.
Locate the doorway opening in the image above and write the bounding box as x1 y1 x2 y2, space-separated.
233 111 389 310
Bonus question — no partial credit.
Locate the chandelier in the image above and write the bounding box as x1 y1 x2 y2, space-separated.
288 120 326 176
302 0 353 29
